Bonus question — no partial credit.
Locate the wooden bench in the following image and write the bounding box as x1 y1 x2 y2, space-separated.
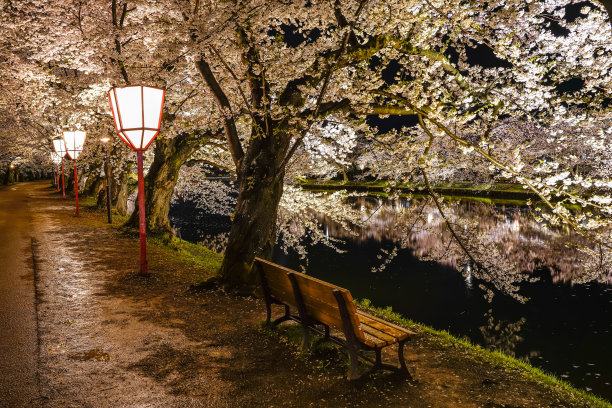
255 257 415 380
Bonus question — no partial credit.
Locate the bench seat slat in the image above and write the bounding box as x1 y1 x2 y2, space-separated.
356 310 417 337
356 312 414 341
359 325 395 346
289 273 365 342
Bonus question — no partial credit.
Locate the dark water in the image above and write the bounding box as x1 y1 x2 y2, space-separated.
170 196 612 401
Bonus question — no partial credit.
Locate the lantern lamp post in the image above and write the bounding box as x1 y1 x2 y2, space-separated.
100 137 112 224
63 131 87 217
53 139 67 198
108 85 165 276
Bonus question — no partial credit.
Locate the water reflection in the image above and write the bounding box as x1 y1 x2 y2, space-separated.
479 309 528 358
313 197 601 284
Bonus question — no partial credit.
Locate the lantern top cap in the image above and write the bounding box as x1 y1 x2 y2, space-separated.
108 84 166 92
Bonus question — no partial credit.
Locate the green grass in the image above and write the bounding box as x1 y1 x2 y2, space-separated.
149 235 223 282
79 193 222 285
354 299 612 408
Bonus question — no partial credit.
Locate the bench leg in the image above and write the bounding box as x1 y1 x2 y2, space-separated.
271 305 292 326
398 341 413 381
265 302 272 324
347 344 361 380
300 325 311 350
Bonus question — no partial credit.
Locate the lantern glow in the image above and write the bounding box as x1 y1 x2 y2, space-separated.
108 85 165 151
53 139 66 158
63 131 87 160
62 130 86 216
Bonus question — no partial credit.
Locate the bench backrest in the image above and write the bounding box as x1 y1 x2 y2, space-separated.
255 257 297 308
255 258 365 342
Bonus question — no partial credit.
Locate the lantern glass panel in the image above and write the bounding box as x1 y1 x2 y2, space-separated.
109 91 120 129
50 152 62 164
123 130 144 149
116 132 130 147
63 131 86 160
142 130 159 149
53 139 66 156
115 87 143 130
143 87 164 129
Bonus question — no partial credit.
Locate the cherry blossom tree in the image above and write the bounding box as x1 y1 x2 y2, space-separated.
2 0 612 293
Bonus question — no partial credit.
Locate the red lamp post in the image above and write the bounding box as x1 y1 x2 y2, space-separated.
108 85 165 276
53 139 67 198
63 131 87 217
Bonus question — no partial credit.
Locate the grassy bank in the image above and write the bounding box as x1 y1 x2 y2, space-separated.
298 179 589 204
299 179 538 199
79 194 222 286
354 299 611 408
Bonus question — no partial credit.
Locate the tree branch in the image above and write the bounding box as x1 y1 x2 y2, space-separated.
196 55 245 167
420 166 481 270
277 0 369 177
209 44 255 122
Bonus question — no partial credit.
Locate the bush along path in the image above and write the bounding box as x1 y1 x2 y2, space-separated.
15 181 611 407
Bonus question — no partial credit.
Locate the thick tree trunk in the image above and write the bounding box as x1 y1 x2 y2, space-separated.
113 163 132 216
125 133 199 235
83 171 105 198
65 166 75 193
219 130 288 289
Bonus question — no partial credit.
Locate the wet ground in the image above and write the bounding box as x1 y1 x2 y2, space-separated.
0 183 39 407
0 181 606 407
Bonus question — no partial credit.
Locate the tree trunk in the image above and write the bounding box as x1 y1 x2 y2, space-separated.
84 170 105 198
125 133 199 235
113 163 132 216
65 166 74 193
219 130 288 289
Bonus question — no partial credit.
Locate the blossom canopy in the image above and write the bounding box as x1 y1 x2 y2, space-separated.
108 85 165 151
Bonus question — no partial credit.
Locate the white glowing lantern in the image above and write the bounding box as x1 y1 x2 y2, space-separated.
63 131 87 160
108 85 165 151
53 139 66 157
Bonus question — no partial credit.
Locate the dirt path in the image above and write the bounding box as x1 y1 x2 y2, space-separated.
0 184 40 407
1 181 604 407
